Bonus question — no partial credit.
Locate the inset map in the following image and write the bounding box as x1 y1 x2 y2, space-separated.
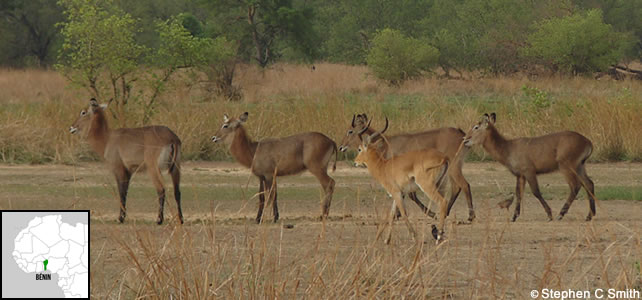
1 211 89 298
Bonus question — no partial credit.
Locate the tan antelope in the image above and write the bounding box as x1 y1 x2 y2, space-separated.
463 113 597 222
211 112 337 223
354 118 450 244
340 114 474 222
69 98 183 224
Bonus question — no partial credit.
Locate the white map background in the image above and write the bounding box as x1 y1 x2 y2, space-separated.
1 211 88 298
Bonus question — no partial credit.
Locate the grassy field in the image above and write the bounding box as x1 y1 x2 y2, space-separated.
1 64 641 164
1 64 641 298
1 161 640 298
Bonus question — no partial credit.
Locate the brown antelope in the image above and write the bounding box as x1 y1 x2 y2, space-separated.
463 113 597 222
211 112 337 223
340 114 475 222
69 98 183 224
354 118 450 244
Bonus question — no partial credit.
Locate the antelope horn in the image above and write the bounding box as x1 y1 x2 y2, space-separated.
369 117 389 143
380 117 389 135
358 119 371 135
351 114 356 127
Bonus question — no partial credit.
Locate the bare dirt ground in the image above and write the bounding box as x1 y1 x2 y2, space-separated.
1 162 640 298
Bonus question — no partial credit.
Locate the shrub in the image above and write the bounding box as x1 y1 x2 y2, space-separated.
523 9 634 74
366 29 439 85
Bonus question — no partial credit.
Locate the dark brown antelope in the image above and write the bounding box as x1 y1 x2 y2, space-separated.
340 114 475 222
354 119 450 244
463 113 597 222
69 98 183 224
211 112 337 223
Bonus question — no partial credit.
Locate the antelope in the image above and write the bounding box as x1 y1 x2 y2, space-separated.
354 118 450 244
69 98 183 224
340 114 475 222
211 112 337 223
463 113 597 222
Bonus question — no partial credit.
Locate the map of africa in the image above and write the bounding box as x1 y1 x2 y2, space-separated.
1 211 89 298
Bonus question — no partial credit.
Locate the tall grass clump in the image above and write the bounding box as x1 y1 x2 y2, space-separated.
92 204 642 298
0 64 641 163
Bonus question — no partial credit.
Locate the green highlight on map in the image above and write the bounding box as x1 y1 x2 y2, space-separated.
43 259 48 271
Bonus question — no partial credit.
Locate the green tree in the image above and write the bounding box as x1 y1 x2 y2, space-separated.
366 29 439 85
0 0 63 67
205 0 317 67
574 0 642 61
523 9 632 74
57 0 146 124
318 0 431 64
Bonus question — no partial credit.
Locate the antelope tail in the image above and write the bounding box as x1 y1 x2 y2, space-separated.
435 158 450 191
168 143 181 173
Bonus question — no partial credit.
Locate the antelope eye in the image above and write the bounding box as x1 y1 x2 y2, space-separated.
357 148 362 152
80 110 86 116
347 130 353 135
222 124 229 129
473 125 479 130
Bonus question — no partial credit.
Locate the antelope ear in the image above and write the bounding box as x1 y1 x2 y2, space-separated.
223 114 230 123
89 98 100 111
482 113 490 124
239 112 249 122
489 112 496 124
363 134 372 147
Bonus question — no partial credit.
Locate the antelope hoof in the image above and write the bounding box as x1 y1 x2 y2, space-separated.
511 215 518 222
547 215 553 222
467 212 476 222
118 214 125 223
585 215 593 222
157 216 163 225
556 214 564 221
431 225 439 240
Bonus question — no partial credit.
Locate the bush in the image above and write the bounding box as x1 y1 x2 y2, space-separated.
366 29 439 85
523 9 634 74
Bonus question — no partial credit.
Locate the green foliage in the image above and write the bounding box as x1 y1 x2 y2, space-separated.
521 85 552 109
57 0 146 122
206 0 317 67
523 9 632 74
319 0 432 64
0 0 63 67
366 29 439 85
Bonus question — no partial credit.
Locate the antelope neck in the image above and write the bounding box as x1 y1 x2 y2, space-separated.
482 125 510 165
87 110 111 157
229 126 258 168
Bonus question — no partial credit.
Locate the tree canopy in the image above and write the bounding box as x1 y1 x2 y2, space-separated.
1 0 640 77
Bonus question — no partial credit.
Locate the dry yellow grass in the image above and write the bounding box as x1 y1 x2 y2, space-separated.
0 64 641 163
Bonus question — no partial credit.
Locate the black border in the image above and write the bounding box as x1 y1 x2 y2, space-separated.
1 210 90 299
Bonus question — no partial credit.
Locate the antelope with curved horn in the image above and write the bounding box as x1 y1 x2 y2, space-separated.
69 98 183 224
354 118 450 244
211 112 337 223
340 114 474 222
463 113 597 222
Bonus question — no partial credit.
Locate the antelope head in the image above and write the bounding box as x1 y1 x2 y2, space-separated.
212 112 248 144
354 118 388 167
463 112 496 147
339 113 369 152
69 98 107 135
